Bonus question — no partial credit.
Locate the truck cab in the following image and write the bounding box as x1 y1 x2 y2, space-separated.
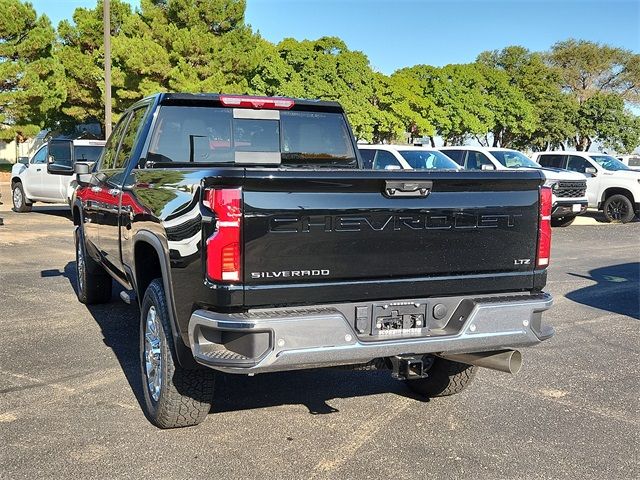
439 146 588 227
11 138 105 211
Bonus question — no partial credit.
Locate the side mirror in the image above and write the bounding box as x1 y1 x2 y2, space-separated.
47 158 74 176
74 162 91 175
384 164 402 170
17 156 29 165
585 167 597 177
481 164 496 171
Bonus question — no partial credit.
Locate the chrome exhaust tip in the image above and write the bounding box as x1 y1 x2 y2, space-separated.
437 349 522 375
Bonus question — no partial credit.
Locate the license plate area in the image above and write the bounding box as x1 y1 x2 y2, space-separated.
372 302 427 337
572 204 582 212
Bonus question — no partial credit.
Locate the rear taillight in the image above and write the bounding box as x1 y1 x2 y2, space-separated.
204 188 242 282
219 95 295 110
536 186 552 268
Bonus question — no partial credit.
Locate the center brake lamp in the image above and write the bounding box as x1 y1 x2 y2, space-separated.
219 95 295 110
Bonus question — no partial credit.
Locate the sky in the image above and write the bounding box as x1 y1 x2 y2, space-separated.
29 0 640 74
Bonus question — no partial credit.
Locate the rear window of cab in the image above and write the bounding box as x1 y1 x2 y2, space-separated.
146 106 357 168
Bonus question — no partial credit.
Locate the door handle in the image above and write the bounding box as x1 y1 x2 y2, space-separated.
384 180 433 198
36 168 42 172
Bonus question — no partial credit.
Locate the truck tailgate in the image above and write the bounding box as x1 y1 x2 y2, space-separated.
237 169 543 306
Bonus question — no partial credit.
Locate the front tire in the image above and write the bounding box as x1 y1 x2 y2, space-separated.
75 226 112 304
602 194 635 223
406 357 477 398
12 182 32 212
140 279 215 429
551 216 576 227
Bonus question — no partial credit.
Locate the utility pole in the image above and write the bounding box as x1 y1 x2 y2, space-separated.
103 0 112 138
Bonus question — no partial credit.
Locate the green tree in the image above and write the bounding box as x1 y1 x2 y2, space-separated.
477 46 575 150
481 65 536 147
139 0 261 93
250 36 380 141
547 39 640 150
57 0 142 128
386 65 447 145
57 0 260 131
575 93 640 153
0 0 65 141
549 39 640 105
369 73 404 143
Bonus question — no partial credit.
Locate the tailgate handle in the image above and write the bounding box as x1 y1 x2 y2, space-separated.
384 180 433 198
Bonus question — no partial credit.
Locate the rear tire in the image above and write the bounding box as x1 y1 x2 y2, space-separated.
551 216 576 227
406 357 477 398
75 226 112 304
12 182 32 212
140 279 215 429
602 194 635 223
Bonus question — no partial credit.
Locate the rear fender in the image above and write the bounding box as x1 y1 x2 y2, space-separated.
132 230 198 368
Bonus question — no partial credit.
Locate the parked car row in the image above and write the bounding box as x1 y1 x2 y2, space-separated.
532 151 640 224
9 128 639 226
357 144 640 225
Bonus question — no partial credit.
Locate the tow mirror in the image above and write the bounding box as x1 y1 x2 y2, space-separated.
74 162 91 175
47 155 74 176
481 164 496 171
585 167 597 177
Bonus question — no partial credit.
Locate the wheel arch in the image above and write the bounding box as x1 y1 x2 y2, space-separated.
10 176 29 198
601 187 634 205
72 204 82 226
132 231 197 368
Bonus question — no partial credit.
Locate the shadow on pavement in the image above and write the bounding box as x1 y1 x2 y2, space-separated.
48 262 145 412
581 210 639 223
28 205 73 220
50 262 422 418
567 262 640 319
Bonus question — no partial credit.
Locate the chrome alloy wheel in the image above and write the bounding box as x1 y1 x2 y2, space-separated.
13 186 23 209
144 306 162 402
76 234 85 293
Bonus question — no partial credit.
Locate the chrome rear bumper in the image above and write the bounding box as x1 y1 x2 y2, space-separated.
188 293 553 374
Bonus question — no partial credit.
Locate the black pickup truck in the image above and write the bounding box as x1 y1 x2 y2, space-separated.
61 94 554 428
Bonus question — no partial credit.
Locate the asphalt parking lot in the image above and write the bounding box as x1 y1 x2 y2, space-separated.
1 184 638 480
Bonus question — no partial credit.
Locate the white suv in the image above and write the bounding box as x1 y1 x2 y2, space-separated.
532 151 640 223
11 138 105 212
358 144 461 171
439 146 589 227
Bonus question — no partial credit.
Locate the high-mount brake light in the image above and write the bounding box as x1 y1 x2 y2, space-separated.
536 186 552 268
219 95 295 110
204 188 242 282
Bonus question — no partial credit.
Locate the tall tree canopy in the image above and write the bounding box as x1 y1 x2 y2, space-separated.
249 36 380 141
548 39 640 105
3 0 639 154
0 0 65 141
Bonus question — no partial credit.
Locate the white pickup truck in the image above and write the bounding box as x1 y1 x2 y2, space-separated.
11 139 105 212
532 151 640 223
439 146 589 227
